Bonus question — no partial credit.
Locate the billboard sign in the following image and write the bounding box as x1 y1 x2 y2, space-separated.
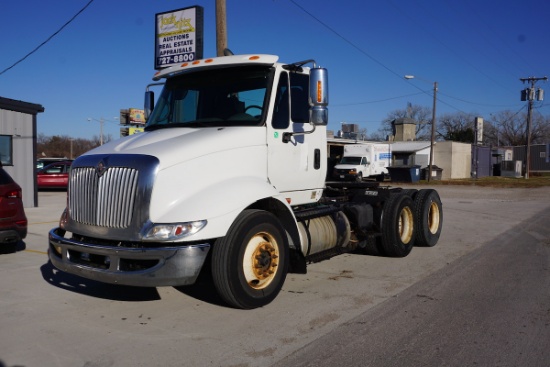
128 108 146 125
129 127 144 135
155 6 204 70
475 117 483 144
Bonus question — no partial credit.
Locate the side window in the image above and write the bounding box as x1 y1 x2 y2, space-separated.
46 164 63 174
272 72 289 129
289 73 309 123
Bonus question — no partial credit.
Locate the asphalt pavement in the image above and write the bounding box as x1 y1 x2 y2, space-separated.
0 185 549 367
273 203 550 367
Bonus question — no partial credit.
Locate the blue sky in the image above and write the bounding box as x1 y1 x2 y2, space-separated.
1 0 549 140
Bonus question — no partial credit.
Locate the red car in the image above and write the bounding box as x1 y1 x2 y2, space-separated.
37 161 72 189
0 166 27 253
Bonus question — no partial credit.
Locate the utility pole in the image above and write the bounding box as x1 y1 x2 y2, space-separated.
100 117 104 146
215 0 227 57
429 81 437 182
404 75 438 182
520 76 547 179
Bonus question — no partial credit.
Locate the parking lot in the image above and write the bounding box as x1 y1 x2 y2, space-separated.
1 185 549 367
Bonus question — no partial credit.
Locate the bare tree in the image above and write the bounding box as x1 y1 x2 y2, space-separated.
438 109 550 147
36 134 105 160
437 111 478 143
377 104 432 140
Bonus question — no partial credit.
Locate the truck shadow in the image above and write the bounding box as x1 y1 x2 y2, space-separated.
40 260 161 301
173 267 227 307
0 240 25 255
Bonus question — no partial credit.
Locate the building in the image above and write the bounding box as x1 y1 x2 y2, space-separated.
392 117 416 142
390 141 431 167
0 97 45 207
434 141 471 179
511 144 550 175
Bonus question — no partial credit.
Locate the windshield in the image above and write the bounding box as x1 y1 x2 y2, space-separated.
146 65 273 130
340 157 363 165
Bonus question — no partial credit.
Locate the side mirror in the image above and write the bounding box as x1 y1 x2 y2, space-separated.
144 91 155 120
309 67 328 126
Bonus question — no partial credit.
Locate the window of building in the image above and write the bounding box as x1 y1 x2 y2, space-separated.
0 135 13 165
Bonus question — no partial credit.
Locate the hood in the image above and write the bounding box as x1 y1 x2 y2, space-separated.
334 164 361 169
82 126 266 170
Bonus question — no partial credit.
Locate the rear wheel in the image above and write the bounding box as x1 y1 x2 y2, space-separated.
211 209 289 309
413 189 443 247
356 235 385 256
380 193 415 257
401 189 418 198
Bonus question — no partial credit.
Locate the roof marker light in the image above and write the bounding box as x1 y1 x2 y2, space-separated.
192 60 200 65
181 62 189 67
205 58 214 63
249 55 260 60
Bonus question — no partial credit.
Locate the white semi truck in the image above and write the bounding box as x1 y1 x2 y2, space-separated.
333 143 391 181
49 54 443 309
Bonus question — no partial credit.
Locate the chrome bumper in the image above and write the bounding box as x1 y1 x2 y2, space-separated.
48 228 210 287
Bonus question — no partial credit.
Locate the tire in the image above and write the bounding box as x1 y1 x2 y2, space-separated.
211 209 289 309
356 235 385 256
401 189 418 198
380 193 415 257
0 242 17 254
413 189 443 247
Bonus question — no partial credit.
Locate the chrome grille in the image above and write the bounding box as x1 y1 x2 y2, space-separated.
69 167 139 228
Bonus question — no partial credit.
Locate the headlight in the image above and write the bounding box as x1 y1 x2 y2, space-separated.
143 220 207 241
59 208 69 230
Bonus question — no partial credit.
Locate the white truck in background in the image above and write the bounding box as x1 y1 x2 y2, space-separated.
48 53 443 309
333 143 391 182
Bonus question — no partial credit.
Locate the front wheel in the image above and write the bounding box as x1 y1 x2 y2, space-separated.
211 209 289 309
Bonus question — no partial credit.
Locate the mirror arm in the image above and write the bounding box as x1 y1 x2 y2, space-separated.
282 123 316 143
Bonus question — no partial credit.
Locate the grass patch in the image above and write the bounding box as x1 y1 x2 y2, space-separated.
415 176 550 188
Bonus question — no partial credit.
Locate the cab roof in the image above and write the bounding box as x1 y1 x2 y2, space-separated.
152 54 280 81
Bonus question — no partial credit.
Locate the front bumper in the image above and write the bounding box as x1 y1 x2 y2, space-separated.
48 228 210 287
333 172 360 181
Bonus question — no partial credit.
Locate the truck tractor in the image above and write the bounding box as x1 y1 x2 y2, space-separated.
49 54 443 309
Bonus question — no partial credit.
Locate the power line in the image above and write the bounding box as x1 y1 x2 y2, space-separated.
288 0 405 81
387 0 513 93
288 0 474 117
332 92 426 107
0 0 95 76
461 0 540 76
438 91 521 108
442 1 524 82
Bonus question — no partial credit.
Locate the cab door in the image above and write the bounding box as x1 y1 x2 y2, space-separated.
266 70 326 204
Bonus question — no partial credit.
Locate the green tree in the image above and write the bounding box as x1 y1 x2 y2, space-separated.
437 111 478 143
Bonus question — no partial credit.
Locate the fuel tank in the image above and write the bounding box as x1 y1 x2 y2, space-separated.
297 211 351 256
